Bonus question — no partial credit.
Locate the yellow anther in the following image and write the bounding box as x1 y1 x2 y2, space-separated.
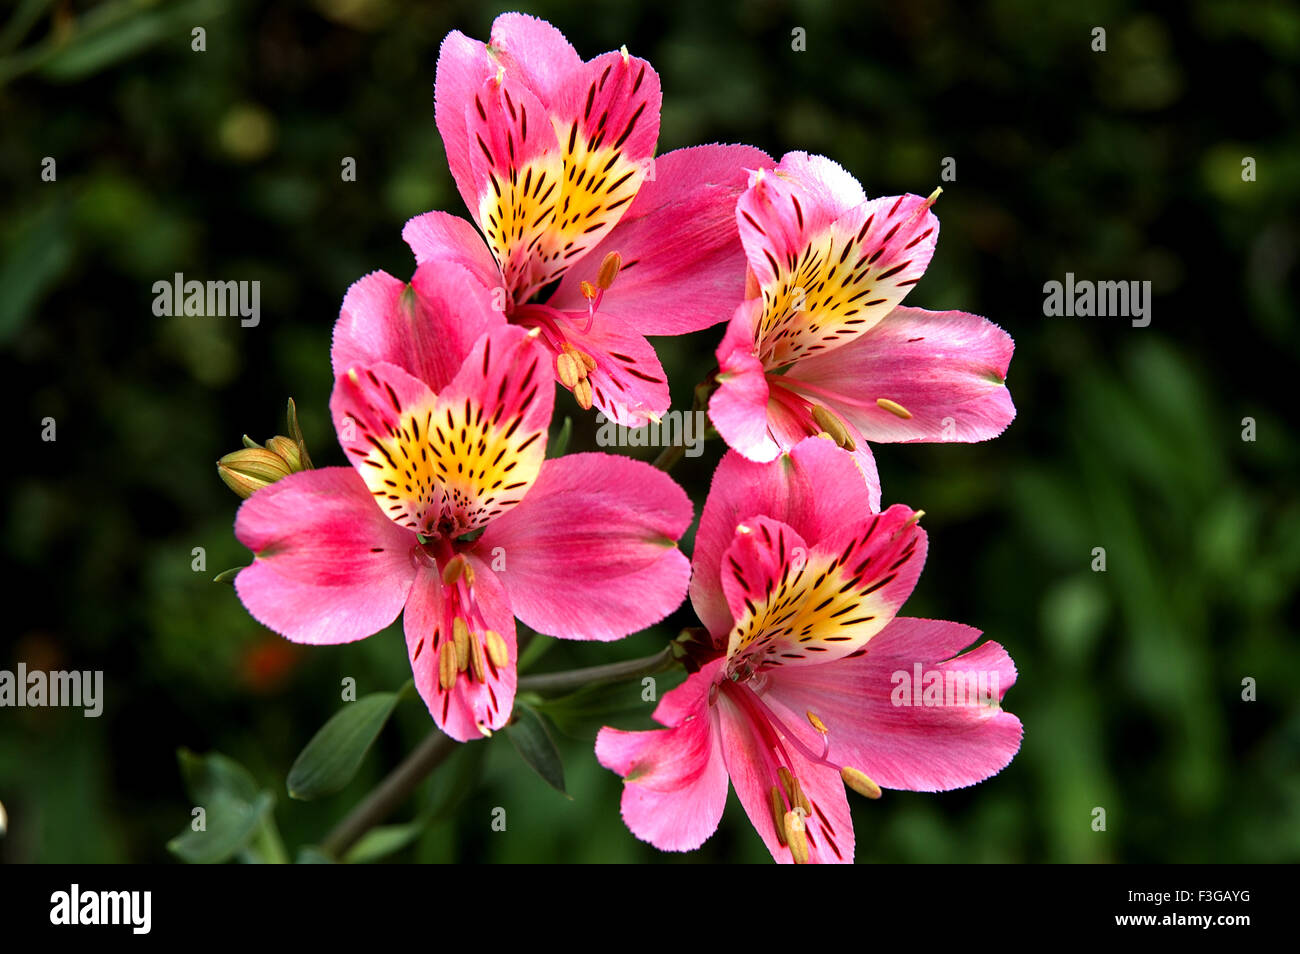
468 634 488 683
778 766 796 805
811 405 856 451
556 352 581 390
442 555 468 586
573 377 593 410
453 617 471 671
485 630 509 669
807 710 829 734
926 186 943 206
875 397 913 419
580 280 598 300
596 251 622 290
438 646 458 690
784 810 809 864
769 786 788 847
841 766 882 799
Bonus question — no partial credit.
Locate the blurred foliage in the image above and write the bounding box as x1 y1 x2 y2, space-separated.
1 0 1297 863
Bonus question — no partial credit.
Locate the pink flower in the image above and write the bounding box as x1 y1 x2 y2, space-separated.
709 152 1017 508
407 12 769 425
596 437 1021 862
233 259 693 742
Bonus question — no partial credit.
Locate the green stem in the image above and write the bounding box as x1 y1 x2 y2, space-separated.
318 647 677 859
517 646 676 693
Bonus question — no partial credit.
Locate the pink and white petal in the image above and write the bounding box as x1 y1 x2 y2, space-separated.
526 49 661 295
471 453 692 640
332 261 503 392
717 515 809 633
401 210 504 292
404 556 517 742
548 145 773 336
595 661 729 851
464 72 568 298
690 437 879 641
330 360 445 535
485 13 583 107
429 325 554 532
767 617 1023 792
434 29 497 216
716 685 854 863
721 505 925 670
234 467 415 645
789 306 1016 443
772 152 867 223
748 192 940 368
711 300 782 461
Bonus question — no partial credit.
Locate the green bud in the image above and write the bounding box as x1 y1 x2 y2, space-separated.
217 447 293 499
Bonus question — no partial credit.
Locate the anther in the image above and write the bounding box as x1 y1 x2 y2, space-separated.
806 710 829 734
811 404 857 451
841 766 882 799
596 252 622 290
557 351 581 389
468 634 488 683
453 617 471 671
769 786 788 847
438 646 458 690
485 630 509 669
875 397 913 419
784 810 809 864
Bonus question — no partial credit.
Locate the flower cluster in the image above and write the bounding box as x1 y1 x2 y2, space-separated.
223 13 1021 863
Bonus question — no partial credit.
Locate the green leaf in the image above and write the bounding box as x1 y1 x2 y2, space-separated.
287 689 405 800
344 818 431 863
295 846 335 864
167 749 274 864
548 416 572 458
505 706 568 796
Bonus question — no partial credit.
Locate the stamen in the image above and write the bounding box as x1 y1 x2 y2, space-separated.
811 404 856 451
573 377 593 410
769 786 788 847
438 646 458 690
579 280 598 300
596 251 622 290
468 633 488 683
784 810 809 864
876 397 913 419
806 710 828 734
556 351 581 389
485 630 509 668
453 617 471 671
841 766 882 800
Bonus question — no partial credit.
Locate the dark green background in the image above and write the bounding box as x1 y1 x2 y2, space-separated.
2 0 1297 863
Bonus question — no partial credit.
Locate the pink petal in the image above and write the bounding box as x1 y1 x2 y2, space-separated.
332 262 503 393
472 453 691 640
548 145 773 336
404 555 517 742
767 617 1023 792
595 660 730 852
485 13 583 107
718 505 926 670
690 437 880 641
786 306 1016 443
738 159 940 367
330 360 444 535
716 681 854 863
234 468 415 645
401 210 504 292
553 309 671 426
710 299 784 462
434 29 496 218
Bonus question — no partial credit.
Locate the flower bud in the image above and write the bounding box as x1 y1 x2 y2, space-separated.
217 448 294 499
